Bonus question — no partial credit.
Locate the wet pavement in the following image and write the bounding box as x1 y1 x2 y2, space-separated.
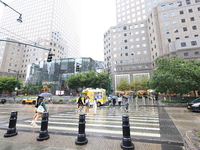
0 97 198 149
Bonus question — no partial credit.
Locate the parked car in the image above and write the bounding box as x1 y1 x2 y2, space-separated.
1 99 6 104
190 102 200 112
187 97 200 109
22 97 36 104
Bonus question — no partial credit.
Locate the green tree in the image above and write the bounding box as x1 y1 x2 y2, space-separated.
130 76 149 92
66 71 109 90
148 56 200 96
0 76 22 94
116 79 130 91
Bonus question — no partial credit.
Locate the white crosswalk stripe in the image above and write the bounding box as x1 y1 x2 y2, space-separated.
18 108 161 138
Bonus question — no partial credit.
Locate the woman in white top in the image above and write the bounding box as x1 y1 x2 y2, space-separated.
93 98 97 115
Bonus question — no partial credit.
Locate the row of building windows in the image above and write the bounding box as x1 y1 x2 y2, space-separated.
165 25 197 34
161 0 200 10
115 65 149 71
113 51 148 57
114 58 149 64
162 7 200 18
183 51 200 56
181 41 199 47
164 17 197 26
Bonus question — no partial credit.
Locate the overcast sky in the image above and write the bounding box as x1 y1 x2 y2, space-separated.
0 0 116 61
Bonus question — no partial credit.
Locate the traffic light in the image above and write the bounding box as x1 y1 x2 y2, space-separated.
47 53 53 62
76 64 80 72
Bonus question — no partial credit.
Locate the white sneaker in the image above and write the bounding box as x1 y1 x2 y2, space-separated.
30 120 34 126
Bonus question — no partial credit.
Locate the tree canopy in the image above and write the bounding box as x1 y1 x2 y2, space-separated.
148 56 200 96
0 76 22 94
66 71 109 90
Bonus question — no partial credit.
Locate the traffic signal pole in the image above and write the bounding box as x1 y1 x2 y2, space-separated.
0 40 54 62
0 40 51 51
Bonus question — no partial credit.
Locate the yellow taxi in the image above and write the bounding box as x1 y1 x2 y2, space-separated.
22 97 37 104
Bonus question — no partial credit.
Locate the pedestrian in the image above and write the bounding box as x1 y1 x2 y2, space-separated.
30 96 44 126
108 96 112 107
84 96 90 114
77 97 84 112
93 98 97 115
32 97 47 127
123 95 129 112
48 96 53 104
118 95 122 107
112 97 116 107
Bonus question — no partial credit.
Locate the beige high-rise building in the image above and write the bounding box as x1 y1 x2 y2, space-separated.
104 0 200 91
0 0 81 80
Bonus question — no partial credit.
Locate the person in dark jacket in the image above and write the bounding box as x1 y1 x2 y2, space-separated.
77 97 84 112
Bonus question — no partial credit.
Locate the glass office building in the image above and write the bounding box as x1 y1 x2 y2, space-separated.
26 57 96 95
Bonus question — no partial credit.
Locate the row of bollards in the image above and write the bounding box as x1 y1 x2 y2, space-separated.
4 111 134 150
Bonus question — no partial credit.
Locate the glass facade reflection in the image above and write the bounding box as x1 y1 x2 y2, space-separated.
26 57 96 94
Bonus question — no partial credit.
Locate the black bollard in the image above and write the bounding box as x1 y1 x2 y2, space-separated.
4 111 18 137
75 113 88 145
120 115 134 150
37 112 50 141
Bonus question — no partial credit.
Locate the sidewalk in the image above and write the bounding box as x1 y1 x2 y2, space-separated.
0 130 163 150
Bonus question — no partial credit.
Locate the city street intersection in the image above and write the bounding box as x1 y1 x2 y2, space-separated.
0 97 199 150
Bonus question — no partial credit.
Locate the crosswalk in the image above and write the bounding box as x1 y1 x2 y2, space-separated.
16 106 161 138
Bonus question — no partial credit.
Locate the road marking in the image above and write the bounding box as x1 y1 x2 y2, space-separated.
16 124 160 137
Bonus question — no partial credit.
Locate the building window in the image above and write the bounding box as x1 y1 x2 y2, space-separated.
171 12 175 16
123 26 127 30
169 3 174 8
194 51 199 55
166 30 170 34
198 7 200 11
164 22 168 26
161 5 166 10
181 42 186 47
191 41 197 46
180 10 184 14
185 36 189 38
131 52 134 55
163 14 167 18
124 33 127 36
194 35 198 37
125 46 128 49
125 53 128 56
183 27 187 31
186 0 191 5
172 20 177 24
195 0 200 2
174 29 178 33
177 1 182 6
188 9 193 13
192 26 197 30
168 39 171 42
190 17 195 21
181 19 186 23
184 52 189 56
124 40 127 43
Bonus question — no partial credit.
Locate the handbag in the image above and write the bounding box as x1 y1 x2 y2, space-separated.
37 105 44 113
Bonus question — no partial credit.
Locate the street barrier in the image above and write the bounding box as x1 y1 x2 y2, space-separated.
75 113 88 145
4 111 18 137
37 112 50 141
121 115 134 150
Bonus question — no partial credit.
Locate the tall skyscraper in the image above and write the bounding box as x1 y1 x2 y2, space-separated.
104 0 200 90
0 0 81 79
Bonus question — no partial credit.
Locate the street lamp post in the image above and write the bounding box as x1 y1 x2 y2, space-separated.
8 69 18 101
0 0 22 23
